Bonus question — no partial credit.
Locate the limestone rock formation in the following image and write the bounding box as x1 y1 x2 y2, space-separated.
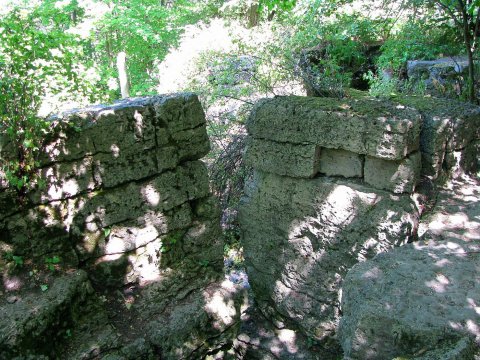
339 238 480 360
0 94 241 359
239 95 423 357
239 94 480 358
239 172 419 357
396 96 480 180
247 96 422 161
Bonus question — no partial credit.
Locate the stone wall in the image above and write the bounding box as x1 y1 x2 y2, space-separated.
239 94 480 358
0 94 240 359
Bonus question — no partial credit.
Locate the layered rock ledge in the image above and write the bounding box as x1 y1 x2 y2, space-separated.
239 94 480 359
0 94 242 359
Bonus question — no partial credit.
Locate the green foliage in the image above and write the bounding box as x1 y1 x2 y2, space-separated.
198 259 210 268
0 2 99 197
45 255 61 271
0 0 224 199
160 231 182 253
272 11 388 97
364 71 400 98
377 20 462 73
94 0 214 96
103 227 111 238
4 252 24 267
259 0 297 12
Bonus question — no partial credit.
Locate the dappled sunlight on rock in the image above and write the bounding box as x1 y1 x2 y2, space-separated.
141 184 161 207
467 298 480 316
425 273 450 293
109 144 120 158
105 225 160 255
277 329 298 353
3 275 23 291
241 168 419 355
128 242 162 285
360 266 381 280
340 232 480 359
205 290 237 329
0 94 234 358
466 319 480 339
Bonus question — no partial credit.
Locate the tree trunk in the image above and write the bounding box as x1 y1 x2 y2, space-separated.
117 52 130 98
247 3 259 28
465 36 476 103
458 0 477 103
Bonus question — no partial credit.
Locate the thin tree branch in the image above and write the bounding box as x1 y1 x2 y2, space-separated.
435 0 462 27
220 94 255 105
474 7 480 50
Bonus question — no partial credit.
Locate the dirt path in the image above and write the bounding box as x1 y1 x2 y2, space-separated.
418 174 480 250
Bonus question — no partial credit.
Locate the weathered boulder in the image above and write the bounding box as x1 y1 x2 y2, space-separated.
339 239 480 360
239 171 419 355
0 270 96 359
406 57 473 97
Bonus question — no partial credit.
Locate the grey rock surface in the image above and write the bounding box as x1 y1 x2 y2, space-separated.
318 148 363 178
239 171 419 352
245 138 320 178
364 151 421 193
340 175 480 360
0 270 94 359
339 240 480 360
407 57 471 97
234 306 326 360
397 95 480 179
0 93 234 359
247 96 422 160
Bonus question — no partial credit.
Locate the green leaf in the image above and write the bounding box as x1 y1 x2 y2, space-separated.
40 284 48 292
12 255 24 266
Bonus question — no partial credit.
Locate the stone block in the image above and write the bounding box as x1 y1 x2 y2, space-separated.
92 147 178 189
153 93 206 133
0 93 230 360
172 126 211 162
2 201 75 258
318 148 363 178
238 172 419 345
247 96 422 160
89 106 157 155
339 239 480 360
72 161 209 259
39 127 96 165
364 152 421 193
397 95 480 177
245 138 320 178
29 157 95 204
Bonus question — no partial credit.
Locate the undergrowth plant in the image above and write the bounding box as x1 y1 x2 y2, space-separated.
0 4 97 200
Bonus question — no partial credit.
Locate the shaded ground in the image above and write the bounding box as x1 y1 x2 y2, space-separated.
419 174 480 244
